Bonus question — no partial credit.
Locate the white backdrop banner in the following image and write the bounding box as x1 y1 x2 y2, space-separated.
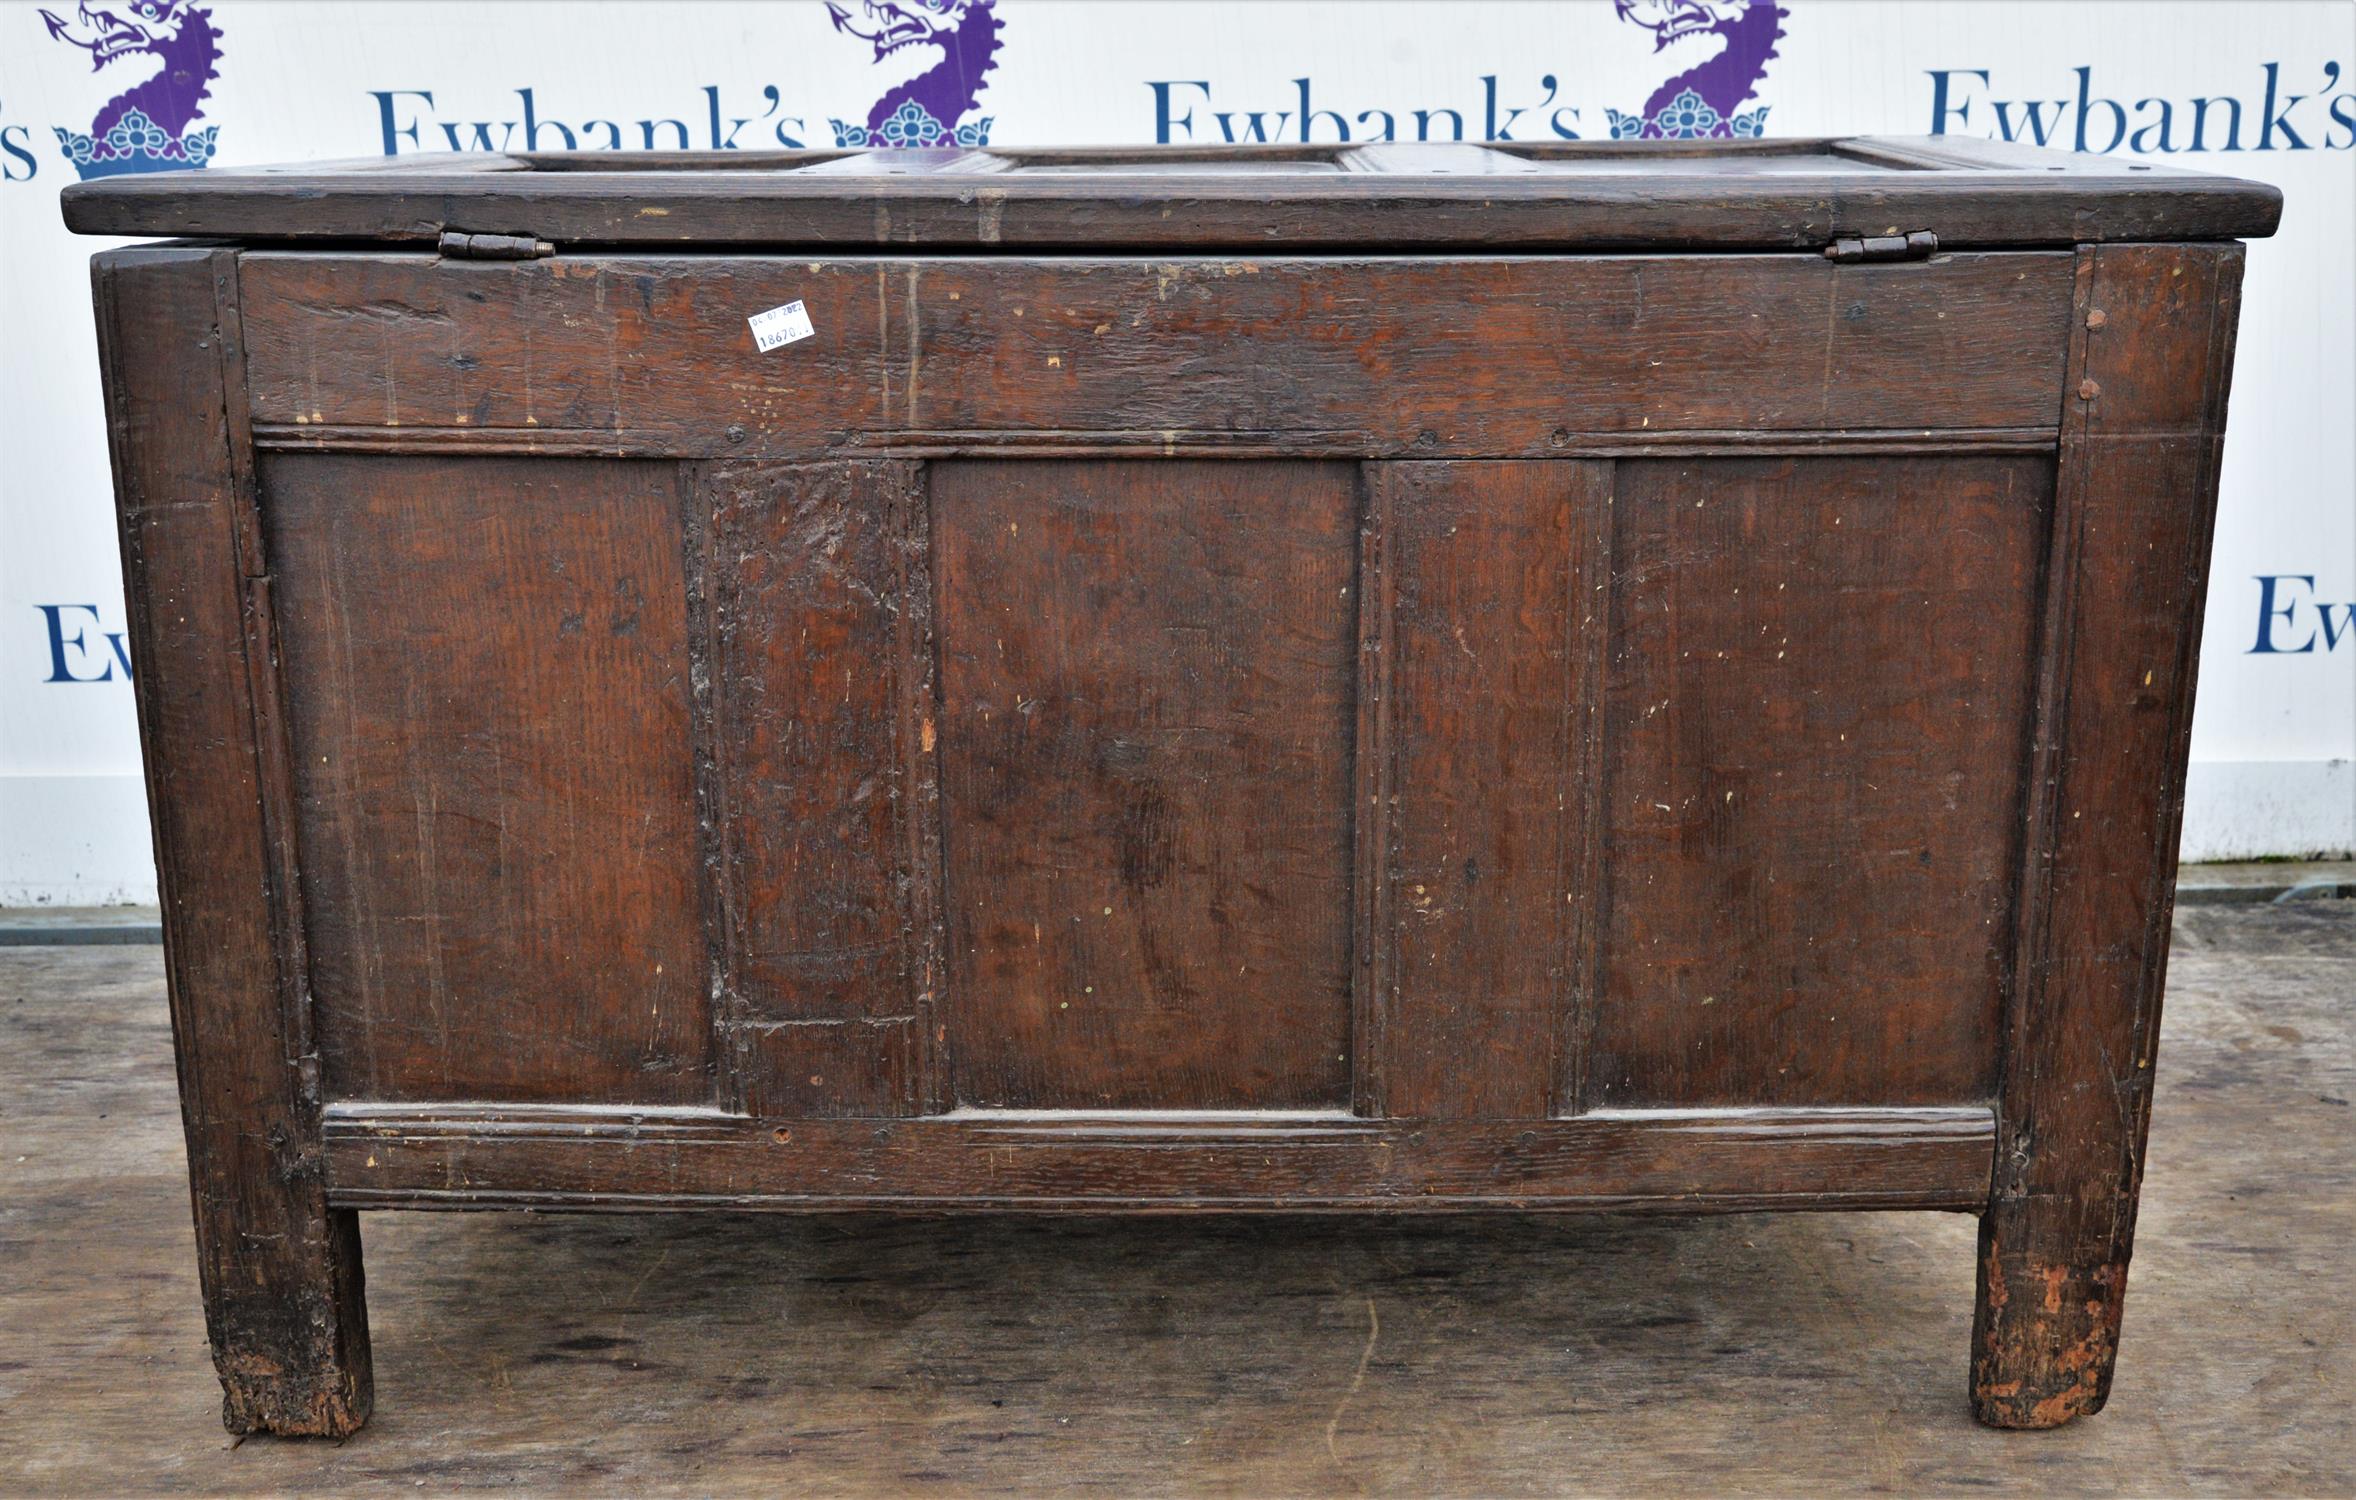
3 0 2351 903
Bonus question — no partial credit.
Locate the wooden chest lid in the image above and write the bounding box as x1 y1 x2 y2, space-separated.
62 137 2280 251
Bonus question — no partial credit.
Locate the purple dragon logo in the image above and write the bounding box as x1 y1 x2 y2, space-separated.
41 0 221 177
824 0 1001 148
1607 0 1787 140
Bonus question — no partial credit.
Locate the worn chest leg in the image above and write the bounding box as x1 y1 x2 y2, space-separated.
95 246 372 1436
1972 242 2245 1429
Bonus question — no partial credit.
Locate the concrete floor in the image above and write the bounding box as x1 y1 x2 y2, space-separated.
0 904 2348 1497
2176 860 2356 904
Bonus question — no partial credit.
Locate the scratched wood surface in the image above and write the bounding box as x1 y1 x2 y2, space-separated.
1973 242 2251 1428
3 903 2346 1497
266 454 711 1105
1590 454 2049 1110
1358 461 1606 1121
709 459 935 1118
228 252 2079 453
937 458 1359 1110
91 248 372 1437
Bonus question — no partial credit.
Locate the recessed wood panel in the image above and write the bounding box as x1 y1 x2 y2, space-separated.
936 459 1358 1109
1361 461 1611 1119
1589 455 2051 1109
264 455 709 1104
710 460 934 1117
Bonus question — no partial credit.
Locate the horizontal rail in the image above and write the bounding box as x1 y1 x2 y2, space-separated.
249 423 2062 461
323 1103 1996 1214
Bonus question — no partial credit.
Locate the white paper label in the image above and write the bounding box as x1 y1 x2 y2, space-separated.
748 300 815 352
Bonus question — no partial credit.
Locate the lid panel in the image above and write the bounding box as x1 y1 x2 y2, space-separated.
61 137 2281 249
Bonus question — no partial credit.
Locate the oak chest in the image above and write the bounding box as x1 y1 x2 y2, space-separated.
65 138 2279 1436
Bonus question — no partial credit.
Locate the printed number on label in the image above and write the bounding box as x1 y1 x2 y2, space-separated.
749 300 815 352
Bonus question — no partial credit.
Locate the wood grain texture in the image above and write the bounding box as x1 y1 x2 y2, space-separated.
1589 455 2050 1110
92 247 371 1436
230 253 2079 453
1360 461 1610 1119
1973 242 2246 1429
59 138 2283 250
264 455 709 1105
709 460 936 1116
320 1104 1996 1213
936 460 1358 1109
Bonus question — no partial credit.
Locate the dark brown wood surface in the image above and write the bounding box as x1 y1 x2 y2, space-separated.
1591 454 2049 1108
266 455 710 1105
59 137 2282 250
937 459 1358 1109
1972 241 2246 1429
230 253 2078 455
709 459 935 1118
73 134 2269 1435
92 247 371 1435
1358 461 1607 1120
320 1103 1996 1213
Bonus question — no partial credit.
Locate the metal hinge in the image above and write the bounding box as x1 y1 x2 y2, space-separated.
1823 230 1939 264
437 229 555 261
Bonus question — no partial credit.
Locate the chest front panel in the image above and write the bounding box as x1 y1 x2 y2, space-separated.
237 250 2083 1127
